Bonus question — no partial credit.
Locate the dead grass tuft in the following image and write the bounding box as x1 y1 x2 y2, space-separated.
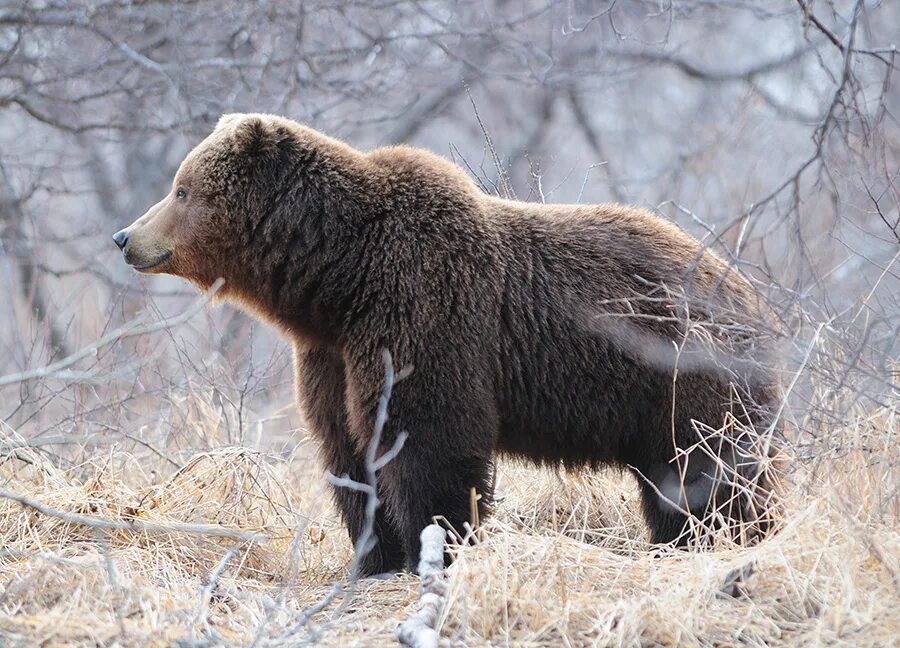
0 404 897 646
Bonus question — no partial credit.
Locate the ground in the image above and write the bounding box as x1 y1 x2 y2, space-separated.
0 395 897 647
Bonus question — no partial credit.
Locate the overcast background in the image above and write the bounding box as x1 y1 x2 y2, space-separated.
0 0 897 451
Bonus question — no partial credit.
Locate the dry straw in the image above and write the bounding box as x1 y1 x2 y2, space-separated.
0 399 897 646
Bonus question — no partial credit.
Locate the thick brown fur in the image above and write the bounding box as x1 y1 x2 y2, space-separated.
116 113 783 575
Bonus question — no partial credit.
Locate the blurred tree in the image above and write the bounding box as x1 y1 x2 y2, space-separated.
0 0 897 423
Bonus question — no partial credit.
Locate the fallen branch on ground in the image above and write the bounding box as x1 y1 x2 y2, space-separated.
0 487 264 543
396 524 449 648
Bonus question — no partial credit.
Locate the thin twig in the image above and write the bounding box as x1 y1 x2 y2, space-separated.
0 278 224 387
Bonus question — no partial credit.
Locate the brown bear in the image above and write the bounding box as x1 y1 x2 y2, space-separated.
114 113 782 575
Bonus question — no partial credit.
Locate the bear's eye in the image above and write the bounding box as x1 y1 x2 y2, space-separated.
176 187 187 199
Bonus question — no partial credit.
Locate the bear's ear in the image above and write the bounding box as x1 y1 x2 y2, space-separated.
228 115 274 157
216 113 245 131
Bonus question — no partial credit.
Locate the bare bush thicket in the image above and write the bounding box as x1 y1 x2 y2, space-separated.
0 1 897 646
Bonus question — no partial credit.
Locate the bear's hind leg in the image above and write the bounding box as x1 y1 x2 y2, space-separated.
634 467 693 546
635 448 772 547
634 457 725 546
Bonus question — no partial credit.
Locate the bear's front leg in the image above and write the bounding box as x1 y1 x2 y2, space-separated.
295 344 406 576
378 441 493 572
326 446 408 576
344 347 497 572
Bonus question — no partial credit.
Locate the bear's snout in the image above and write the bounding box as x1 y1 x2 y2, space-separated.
112 219 173 273
112 229 129 251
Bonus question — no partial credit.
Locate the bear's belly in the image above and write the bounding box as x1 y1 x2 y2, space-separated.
494 377 656 470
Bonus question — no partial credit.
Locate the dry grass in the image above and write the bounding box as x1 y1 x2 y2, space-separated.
0 399 897 647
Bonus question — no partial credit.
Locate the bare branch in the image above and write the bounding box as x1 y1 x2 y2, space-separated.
0 278 224 387
0 488 264 543
396 524 449 648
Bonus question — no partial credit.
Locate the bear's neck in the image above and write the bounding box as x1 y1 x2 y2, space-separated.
229 146 375 346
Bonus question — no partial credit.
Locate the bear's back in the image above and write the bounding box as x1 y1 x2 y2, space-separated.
468 198 773 468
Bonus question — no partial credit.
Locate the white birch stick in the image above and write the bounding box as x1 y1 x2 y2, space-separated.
396 524 449 648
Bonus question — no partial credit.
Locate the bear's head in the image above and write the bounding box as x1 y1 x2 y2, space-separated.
112 113 314 293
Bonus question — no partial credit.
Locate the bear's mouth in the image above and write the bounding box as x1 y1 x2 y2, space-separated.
131 250 172 271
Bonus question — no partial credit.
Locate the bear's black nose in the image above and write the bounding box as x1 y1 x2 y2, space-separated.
112 230 129 251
